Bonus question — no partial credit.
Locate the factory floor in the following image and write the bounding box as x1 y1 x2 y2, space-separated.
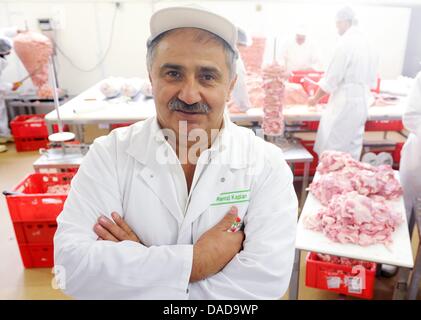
0 131 420 300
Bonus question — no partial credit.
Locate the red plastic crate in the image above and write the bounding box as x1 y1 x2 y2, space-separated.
18 243 54 268
301 121 320 131
392 142 404 164
11 115 49 138
294 140 319 176
5 173 74 222
305 252 376 299
365 120 403 132
288 71 329 104
14 136 49 152
11 114 68 138
110 122 134 130
13 221 57 244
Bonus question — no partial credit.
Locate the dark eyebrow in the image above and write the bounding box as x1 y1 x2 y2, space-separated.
160 63 185 71
198 66 222 79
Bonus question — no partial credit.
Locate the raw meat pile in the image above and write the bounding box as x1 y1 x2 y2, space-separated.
100 77 123 98
46 184 71 194
262 63 286 136
24 116 43 122
304 151 403 246
238 37 266 74
100 77 152 99
316 253 375 269
121 78 143 98
13 32 54 98
305 191 402 246
310 151 402 205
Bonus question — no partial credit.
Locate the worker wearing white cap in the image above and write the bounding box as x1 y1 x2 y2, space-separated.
309 6 378 160
0 36 22 152
282 25 321 73
230 27 252 112
54 5 297 299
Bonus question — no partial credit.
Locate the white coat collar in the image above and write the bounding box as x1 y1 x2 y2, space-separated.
126 112 248 169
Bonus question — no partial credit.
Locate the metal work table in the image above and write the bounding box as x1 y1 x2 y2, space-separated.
6 92 70 119
44 81 406 142
33 147 88 172
289 172 414 300
268 138 313 209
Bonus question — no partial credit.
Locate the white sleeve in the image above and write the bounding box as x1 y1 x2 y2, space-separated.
318 44 349 94
54 134 193 299
0 27 18 38
232 58 252 111
189 150 298 299
0 82 13 93
403 72 421 138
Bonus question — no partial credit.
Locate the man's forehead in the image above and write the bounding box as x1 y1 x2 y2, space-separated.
154 31 227 66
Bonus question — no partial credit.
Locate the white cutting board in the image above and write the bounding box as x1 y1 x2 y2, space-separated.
296 173 414 268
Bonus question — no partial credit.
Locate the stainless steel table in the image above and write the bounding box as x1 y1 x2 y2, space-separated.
268 139 314 209
6 92 70 119
33 147 87 172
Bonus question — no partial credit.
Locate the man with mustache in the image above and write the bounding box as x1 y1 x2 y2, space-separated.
54 5 298 299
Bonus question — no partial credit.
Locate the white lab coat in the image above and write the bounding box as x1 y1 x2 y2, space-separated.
400 72 421 220
282 39 320 72
0 27 17 136
54 114 298 300
0 71 13 136
314 26 378 160
231 56 251 111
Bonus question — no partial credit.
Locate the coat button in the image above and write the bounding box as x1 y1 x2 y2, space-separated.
220 177 225 182
150 174 154 178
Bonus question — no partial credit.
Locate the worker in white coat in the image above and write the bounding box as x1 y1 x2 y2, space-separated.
54 6 298 300
0 36 22 152
309 6 378 160
400 71 421 226
282 25 321 73
230 27 252 112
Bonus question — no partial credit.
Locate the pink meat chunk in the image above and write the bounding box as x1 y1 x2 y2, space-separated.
13 32 54 96
304 191 403 246
312 151 402 203
316 253 375 269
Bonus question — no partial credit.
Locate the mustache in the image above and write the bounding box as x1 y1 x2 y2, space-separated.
168 97 210 114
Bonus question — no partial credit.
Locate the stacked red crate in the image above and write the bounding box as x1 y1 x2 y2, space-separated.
4 173 74 268
10 114 69 152
306 252 377 299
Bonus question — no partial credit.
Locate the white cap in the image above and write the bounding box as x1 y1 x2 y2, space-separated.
0 36 12 55
148 5 238 58
237 27 252 46
336 6 357 23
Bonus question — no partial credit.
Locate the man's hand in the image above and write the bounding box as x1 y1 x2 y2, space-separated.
190 206 245 282
94 212 142 243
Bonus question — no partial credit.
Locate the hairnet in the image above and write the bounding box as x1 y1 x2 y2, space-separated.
237 27 252 46
336 6 357 24
0 37 12 55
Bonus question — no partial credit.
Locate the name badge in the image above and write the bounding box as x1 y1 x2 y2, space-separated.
210 189 250 207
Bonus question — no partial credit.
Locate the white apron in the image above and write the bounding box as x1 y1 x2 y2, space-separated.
314 83 369 160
